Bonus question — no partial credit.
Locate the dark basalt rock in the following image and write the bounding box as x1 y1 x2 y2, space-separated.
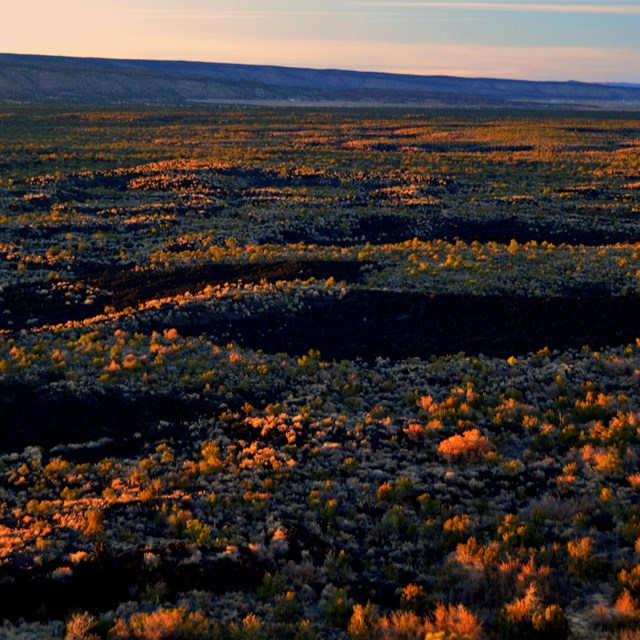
165 291 640 361
0 544 269 621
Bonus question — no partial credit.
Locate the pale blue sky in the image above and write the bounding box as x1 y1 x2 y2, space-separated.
3 0 640 82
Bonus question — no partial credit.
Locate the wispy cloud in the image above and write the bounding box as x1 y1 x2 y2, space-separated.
3 1 639 83
126 9 363 21
357 2 640 14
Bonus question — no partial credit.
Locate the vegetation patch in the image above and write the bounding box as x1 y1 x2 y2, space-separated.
0 105 639 639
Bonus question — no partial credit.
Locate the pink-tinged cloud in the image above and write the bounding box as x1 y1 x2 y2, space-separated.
359 2 640 14
2 1 639 83
3 36 639 83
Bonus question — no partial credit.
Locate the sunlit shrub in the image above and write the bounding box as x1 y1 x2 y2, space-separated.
376 610 427 640
427 602 483 640
184 518 211 545
443 514 473 545
81 509 105 540
498 586 569 640
438 429 492 462
454 537 500 566
112 607 209 639
567 536 599 578
399 583 428 614
497 514 542 551
229 613 264 640
615 590 640 618
65 611 98 640
618 565 640 598
347 602 379 640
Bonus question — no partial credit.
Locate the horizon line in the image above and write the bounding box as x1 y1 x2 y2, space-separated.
2 50 638 88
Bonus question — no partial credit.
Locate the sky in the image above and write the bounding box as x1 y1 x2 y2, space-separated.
2 0 640 83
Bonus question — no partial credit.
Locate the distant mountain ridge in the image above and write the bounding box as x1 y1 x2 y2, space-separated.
1 52 640 107
604 82 640 89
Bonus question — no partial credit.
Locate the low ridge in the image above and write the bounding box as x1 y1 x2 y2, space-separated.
2 52 640 106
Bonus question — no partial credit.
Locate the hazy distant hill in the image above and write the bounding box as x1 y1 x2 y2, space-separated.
1 52 640 107
605 82 640 89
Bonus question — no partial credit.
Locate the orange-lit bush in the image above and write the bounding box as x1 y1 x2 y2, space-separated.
438 429 493 462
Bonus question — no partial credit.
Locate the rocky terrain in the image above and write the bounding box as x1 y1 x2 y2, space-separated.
0 105 639 638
